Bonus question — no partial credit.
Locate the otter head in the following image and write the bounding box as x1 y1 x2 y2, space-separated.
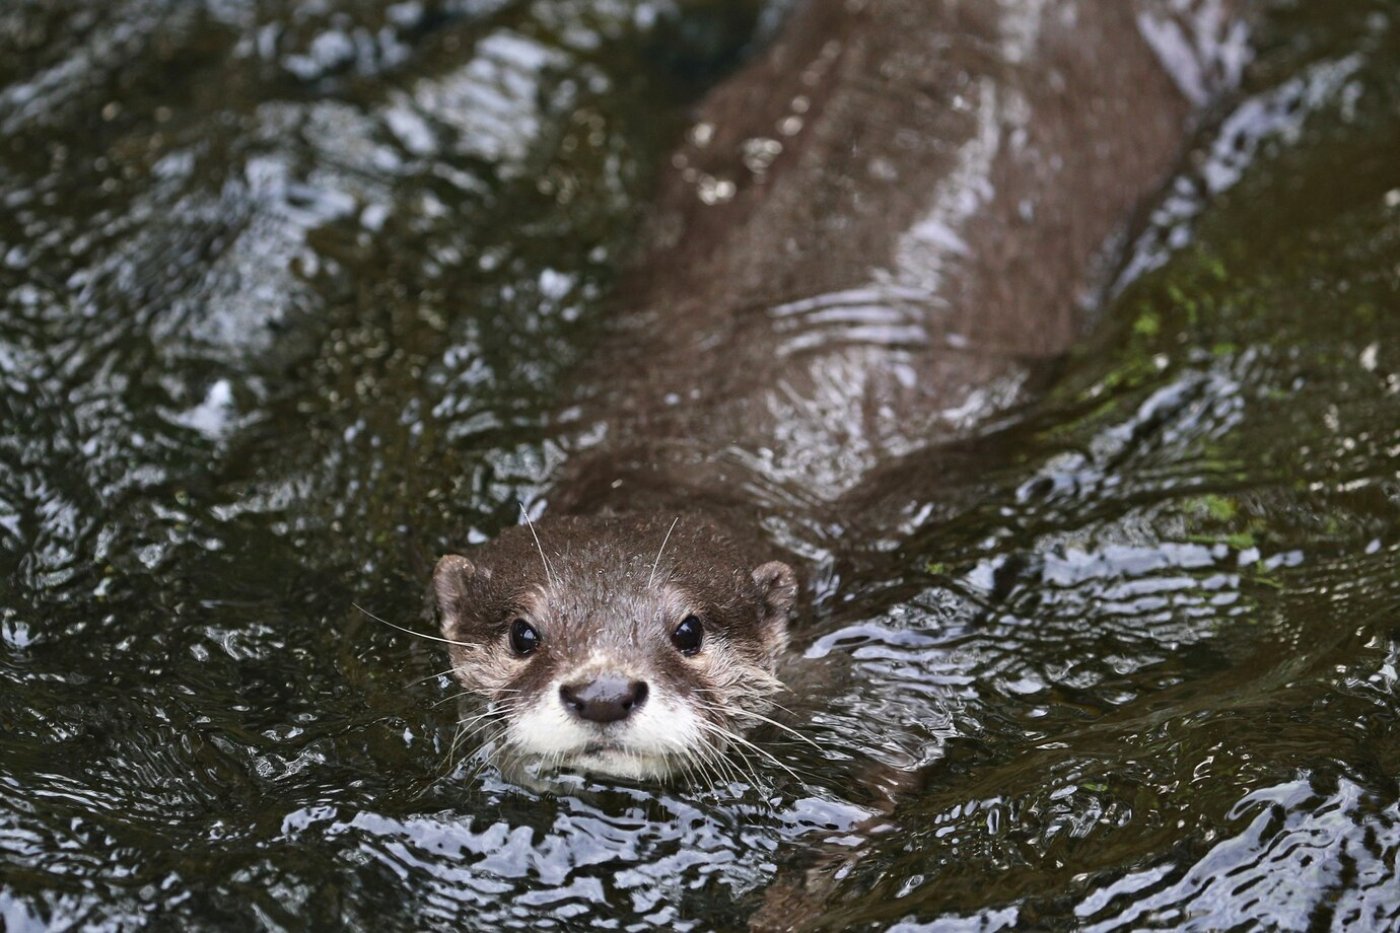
432 513 797 783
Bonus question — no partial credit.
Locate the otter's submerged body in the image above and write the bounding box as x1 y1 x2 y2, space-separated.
434 0 1246 783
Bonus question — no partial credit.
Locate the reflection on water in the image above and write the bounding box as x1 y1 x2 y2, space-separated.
2 0 1399 930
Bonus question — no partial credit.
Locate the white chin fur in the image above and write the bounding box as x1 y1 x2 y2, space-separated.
502 682 707 780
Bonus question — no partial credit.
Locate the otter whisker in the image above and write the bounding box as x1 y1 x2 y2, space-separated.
728 708 826 752
712 739 763 790
454 704 515 731
696 718 801 784
441 712 507 788
684 742 731 789
698 703 827 782
465 732 510 785
353 603 481 649
431 690 473 709
664 728 737 788
764 697 805 720
647 516 680 588
692 723 758 785
408 664 465 688
678 748 714 789
417 667 533 692
518 500 558 590
465 704 526 775
447 701 522 773
448 710 502 757
412 722 487 800
700 738 752 789
722 742 768 792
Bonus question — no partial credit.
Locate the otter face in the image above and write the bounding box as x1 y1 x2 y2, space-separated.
432 514 797 782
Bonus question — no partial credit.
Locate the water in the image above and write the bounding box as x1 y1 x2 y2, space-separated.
2 1 1399 929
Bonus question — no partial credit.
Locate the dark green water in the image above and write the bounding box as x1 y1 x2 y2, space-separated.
2 1 1398 930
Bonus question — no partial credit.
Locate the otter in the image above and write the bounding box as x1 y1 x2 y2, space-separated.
433 0 1247 783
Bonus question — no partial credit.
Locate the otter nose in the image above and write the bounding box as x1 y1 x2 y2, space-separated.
559 676 648 724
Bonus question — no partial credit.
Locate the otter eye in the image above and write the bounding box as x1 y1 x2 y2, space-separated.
671 615 703 656
508 619 540 656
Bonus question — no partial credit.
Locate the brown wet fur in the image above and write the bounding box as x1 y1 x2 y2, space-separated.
549 0 1243 518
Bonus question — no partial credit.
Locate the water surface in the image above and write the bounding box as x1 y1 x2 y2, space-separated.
2 1 1399 929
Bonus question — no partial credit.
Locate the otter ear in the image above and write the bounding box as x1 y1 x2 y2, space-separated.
434 554 488 637
751 561 797 657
